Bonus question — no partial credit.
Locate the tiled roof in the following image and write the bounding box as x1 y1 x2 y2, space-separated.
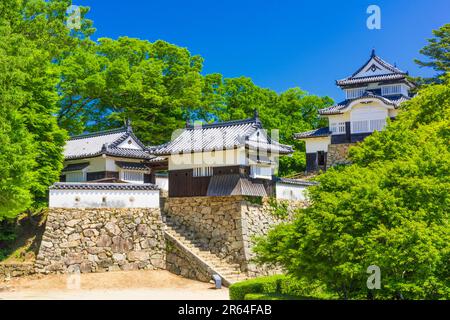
337 51 409 87
336 73 407 86
50 182 159 191
152 115 293 155
245 140 293 154
318 93 410 115
276 177 318 186
64 125 154 160
115 161 149 171
206 174 267 197
294 127 331 139
62 162 90 172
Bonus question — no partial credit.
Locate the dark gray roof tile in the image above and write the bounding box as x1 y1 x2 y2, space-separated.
50 182 159 191
294 127 331 139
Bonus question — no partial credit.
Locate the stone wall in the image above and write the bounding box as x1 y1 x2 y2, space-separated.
165 196 244 266
326 143 354 169
165 233 212 283
35 208 165 274
165 196 307 273
0 263 35 280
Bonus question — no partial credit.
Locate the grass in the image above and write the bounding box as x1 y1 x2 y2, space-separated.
0 210 47 263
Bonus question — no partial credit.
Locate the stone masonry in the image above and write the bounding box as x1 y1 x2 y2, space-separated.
326 143 354 169
165 196 307 275
35 208 166 274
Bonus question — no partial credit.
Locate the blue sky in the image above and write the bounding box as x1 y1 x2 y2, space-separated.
76 0 449 101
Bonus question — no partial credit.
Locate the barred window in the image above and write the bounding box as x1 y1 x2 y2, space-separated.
121 170 144 182
330 122 346 134
65 171 85 182
193 167 213 177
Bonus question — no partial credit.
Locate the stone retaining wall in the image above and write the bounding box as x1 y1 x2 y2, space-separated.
165 233 212 283
0 263 35 280
326 143 354 169
35 208 165 274
165 196 307 273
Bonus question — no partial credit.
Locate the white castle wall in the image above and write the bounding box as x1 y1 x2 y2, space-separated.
49 189 160 208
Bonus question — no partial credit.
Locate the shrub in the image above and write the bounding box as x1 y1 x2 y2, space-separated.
244 293 304 300
229 275 285 300
229 275 333 300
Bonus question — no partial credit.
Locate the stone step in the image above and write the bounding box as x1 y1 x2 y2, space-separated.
164 217 250 287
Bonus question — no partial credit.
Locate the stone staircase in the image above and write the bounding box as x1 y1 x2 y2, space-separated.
163 216 249 287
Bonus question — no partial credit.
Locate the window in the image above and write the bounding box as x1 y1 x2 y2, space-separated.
66 171 85 182
352 119 386 133
370 119 386 131
193 166 213 177
381 85 401 96
330 122 346 135
352 120 369 133
250 165 272 179
121 170 144 182
346 88 366 99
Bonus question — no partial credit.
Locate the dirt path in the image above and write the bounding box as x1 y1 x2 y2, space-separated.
0 270 229 300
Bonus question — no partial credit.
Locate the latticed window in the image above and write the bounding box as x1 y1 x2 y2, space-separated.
121 170 144 182
352 120 369 133
346 88 366 99
65 171 85 182
381 84 402 95
330 122 346 134
193 166 213 177
352 119 386 133
370 118 386 131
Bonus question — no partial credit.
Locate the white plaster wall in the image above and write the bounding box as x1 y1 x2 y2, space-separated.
169 148 247 170
155 176 169 191
49 189 160 208
350 104 388 121
116 137 142 149
276 183 308 201
305 136 331 153
88 157 106 172
327 113 350 123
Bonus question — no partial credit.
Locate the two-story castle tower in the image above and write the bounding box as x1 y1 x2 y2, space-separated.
295 50 416 173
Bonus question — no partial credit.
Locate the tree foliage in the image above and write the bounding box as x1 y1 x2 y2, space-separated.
253 77 450 299
0 0 76 214
414 23 450 85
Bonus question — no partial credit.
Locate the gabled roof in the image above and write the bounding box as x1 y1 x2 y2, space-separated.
152 114 293 155
64 124 154 160
318 92 410 115
294 127 331 139
50 182 159 191
336 50 411 87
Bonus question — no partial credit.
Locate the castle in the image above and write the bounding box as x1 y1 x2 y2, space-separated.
295 50 415 172
32 50 415 286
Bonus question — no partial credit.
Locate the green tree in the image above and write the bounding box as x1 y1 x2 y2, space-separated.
414 23 450 84
253 77 450 299
57 37 205 145
0 105 36 220
0 0 72 210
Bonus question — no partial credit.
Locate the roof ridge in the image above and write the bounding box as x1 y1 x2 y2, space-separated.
345 51 406 80
69 127 127 140
185 117 259 130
